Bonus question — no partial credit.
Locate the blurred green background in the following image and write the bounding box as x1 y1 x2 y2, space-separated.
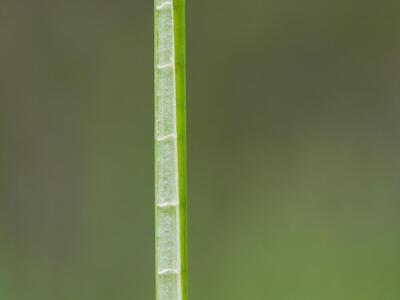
1 0 400 299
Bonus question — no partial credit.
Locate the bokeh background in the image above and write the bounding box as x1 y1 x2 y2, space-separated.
1 0 400 299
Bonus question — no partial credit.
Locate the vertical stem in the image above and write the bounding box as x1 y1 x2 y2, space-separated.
154 0 187 299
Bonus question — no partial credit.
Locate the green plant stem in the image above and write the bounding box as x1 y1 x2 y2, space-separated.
154 0 187 299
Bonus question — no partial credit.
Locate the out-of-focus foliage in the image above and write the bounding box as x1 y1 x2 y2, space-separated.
1 0 400 299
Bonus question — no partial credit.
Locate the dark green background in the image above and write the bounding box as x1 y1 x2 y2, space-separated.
1 0 400 299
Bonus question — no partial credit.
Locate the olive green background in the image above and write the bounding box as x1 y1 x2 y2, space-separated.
1 0 400 299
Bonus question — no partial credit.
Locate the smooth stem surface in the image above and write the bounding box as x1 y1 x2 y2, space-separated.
154 0 187 299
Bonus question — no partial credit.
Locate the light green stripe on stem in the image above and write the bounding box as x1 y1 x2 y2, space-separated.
154 0 187 299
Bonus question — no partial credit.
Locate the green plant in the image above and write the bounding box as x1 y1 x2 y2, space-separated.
154 0 187 299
